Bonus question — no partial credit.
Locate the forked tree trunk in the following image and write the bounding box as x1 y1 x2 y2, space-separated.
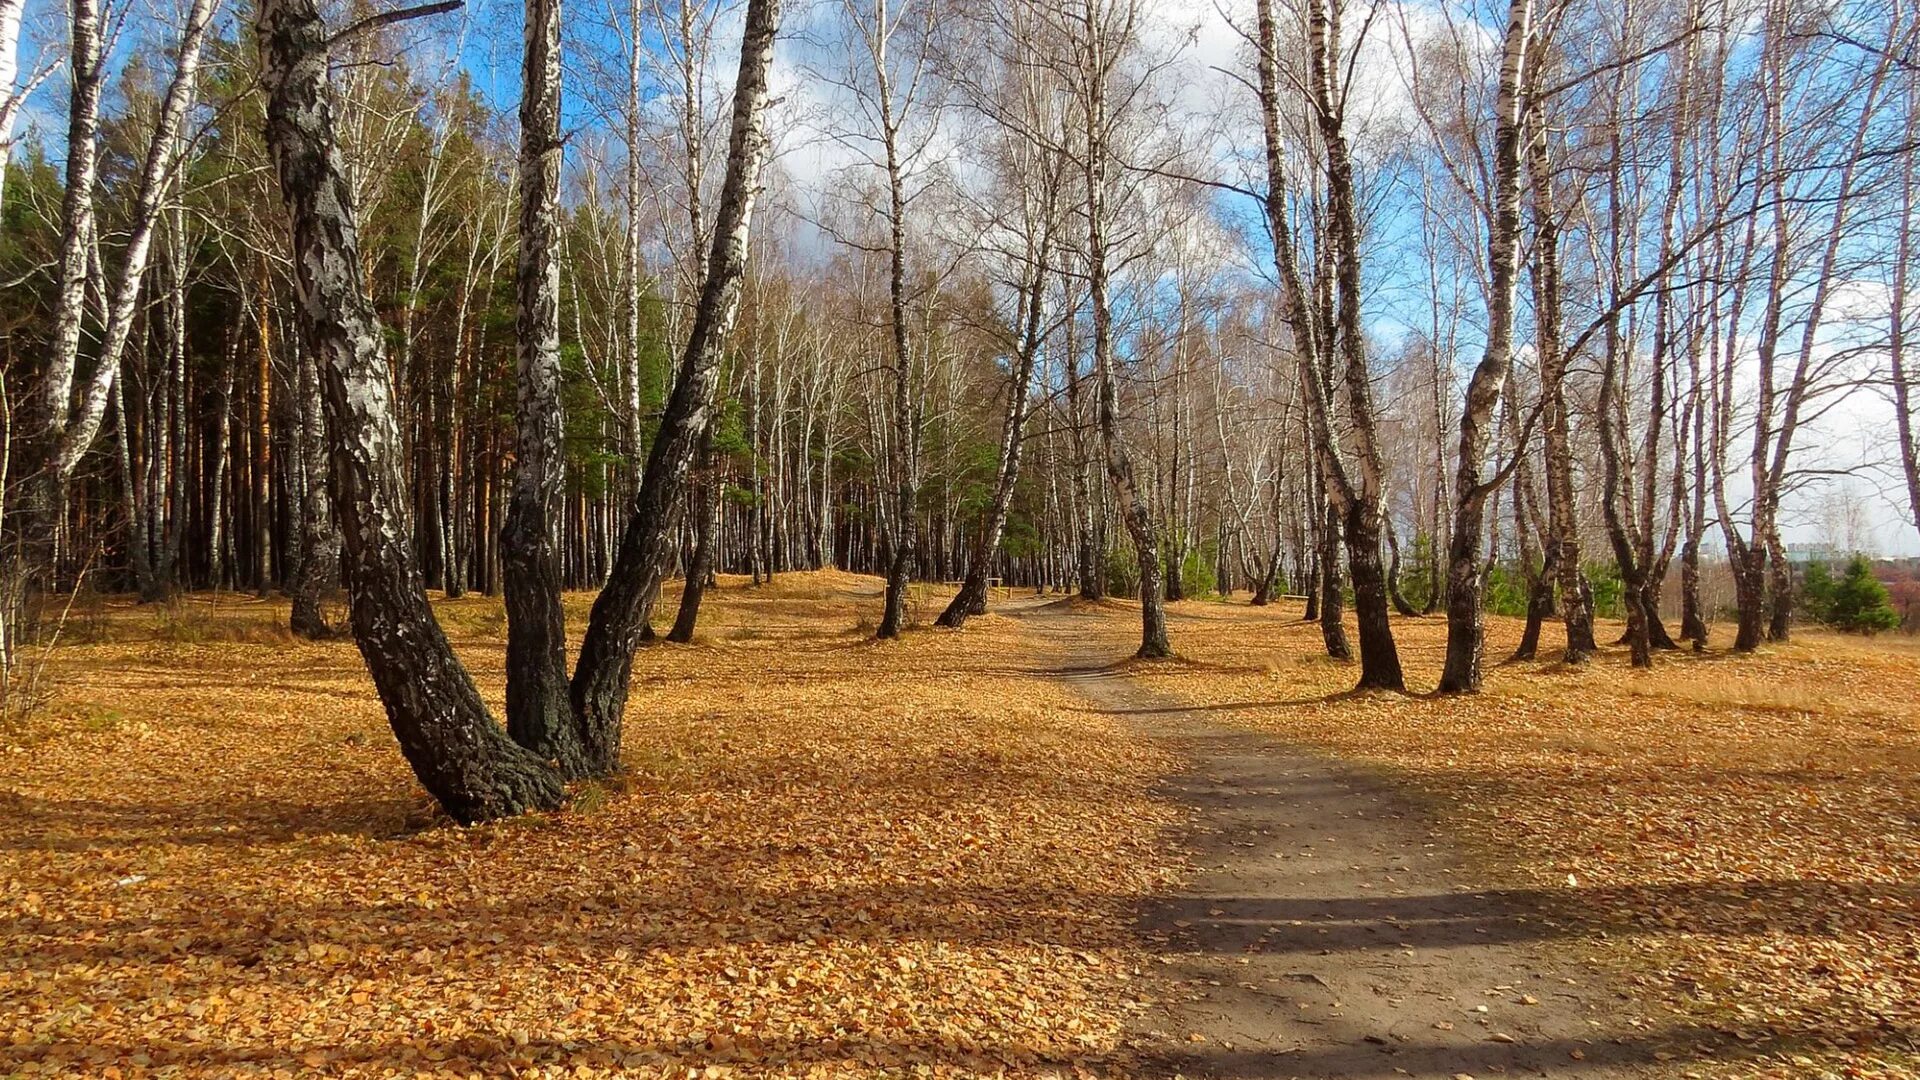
1527 117 1596 663
1302 0 1401 691
257 0 562 823
570 0 782 772
501 0 586 775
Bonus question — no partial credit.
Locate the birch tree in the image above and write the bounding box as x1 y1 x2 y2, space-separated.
257 0 565 822
502 0 583 773
1438 0 1533 694
570 0 783 772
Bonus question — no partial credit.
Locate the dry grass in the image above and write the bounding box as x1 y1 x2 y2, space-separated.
1120 599 1920 1080
5 576 1918 1079
0 573 1178 1078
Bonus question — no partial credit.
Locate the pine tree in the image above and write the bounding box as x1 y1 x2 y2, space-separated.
1798 559 1836 624
1828 556 1899 635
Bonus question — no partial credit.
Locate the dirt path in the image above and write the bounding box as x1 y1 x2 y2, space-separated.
1009 602 1658 1080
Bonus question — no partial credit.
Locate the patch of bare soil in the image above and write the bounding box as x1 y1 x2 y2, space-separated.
1017 603 1662 1080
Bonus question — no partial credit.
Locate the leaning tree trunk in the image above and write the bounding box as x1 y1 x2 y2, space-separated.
938 228 1050 629
501 0 587 776
668 425 723 643
25 0 102 578
257 0 562 823
570 0 782 773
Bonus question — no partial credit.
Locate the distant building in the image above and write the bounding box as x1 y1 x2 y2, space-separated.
1785 543 1839 565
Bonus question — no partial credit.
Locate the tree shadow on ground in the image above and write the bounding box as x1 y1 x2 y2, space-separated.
0 788 420 852
1160 1020 1917 1080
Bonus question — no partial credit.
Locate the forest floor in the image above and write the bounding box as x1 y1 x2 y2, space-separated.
0 573 1915 1079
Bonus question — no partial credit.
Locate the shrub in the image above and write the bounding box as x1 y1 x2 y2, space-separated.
1181 546 1217 599
1104 547 1139 598
1585 560 1625 619
1827 555 1899 634
1485 562 1532 618
1798 559 1837 624
1401 532 1441 611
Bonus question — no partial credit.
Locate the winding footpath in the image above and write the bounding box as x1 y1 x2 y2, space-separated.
1010 601 1659 1080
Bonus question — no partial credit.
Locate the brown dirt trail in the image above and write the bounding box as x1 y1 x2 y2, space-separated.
1009 600 1657 1080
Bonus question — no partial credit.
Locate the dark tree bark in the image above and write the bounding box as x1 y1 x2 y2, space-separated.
1766 530 1792 642
1641 586 1680 650
570 0 782 772
668 425 722 643
1317 499 1352 660
1298 0 1402 690
1732 544 1767 651
257 0 562 823
1386 517 1419 617
502 0 586 775
1341 503 1400 687
290 342 339 639
1680 535 1708 649
1512 537 1559 662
